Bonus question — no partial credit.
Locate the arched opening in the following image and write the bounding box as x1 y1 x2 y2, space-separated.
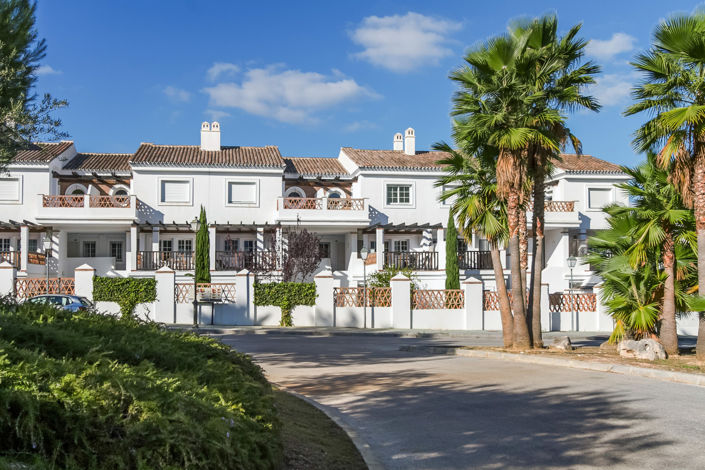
65 184 87 196
285 186 306 198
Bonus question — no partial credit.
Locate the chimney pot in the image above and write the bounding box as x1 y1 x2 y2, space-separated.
393 132 403 151
404 127 415 156
200 121 221 151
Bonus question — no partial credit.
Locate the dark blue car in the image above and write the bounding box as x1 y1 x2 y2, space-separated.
26 294 93 312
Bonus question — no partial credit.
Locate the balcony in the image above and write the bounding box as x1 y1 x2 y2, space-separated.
0 251 46 268
384 251 438 271
528 200 580 227
275 197 369 227
36 195 137 225
458 250 493 270
137 251 194 271
215 250 277 271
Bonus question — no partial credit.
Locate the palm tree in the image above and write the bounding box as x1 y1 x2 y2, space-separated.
436 143 514 348
625 11 705 360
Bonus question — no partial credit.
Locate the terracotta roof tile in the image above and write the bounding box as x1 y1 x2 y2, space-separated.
64 153 132 172
131 144 284 168
12 141 73 163
341 147 450 170
555 154 623 173
284 157 348 176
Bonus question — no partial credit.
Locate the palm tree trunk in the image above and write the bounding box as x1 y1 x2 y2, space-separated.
491 246 513 348
529 157 545 348
508 186 531 349
519 208 529 300
694 145 705 361
660 229 678 355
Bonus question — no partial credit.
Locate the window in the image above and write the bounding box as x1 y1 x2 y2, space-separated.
160 180 190 204
327 190 342 199
113 188 128 196
160 240 173 252
110 241 123 262
0 238 10 251
285 186 305 198
370 241 376 252
243 240 254 253
227 181 258 205
71 188 85 195
393 240 409 252
588 188 612 209
28 239 38 253
319 242 331 258
478 237 490 251
386 184 411 205
224 239 238 252
0 178 20 202
177 239 193 252
82 241 96 258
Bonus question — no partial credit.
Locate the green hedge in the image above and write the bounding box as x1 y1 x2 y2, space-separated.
254 282 317 327
93 276 157 317
0 300 281 469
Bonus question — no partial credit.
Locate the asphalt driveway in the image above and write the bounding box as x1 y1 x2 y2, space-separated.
216 332 705 470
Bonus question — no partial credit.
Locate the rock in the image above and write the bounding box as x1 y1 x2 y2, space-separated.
599 341 617 351
618 339 667 361
548 336 573 351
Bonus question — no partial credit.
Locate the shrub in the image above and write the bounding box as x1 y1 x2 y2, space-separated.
254 282 316 327
93 276 157 317
368 266 418 289
0 299 281 469
445 212 460 289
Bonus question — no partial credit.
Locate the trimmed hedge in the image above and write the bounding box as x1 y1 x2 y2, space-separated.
254 282 317 327
93 276 157 317
0 299 281 469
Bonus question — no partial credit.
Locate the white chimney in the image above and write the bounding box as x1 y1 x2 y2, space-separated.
404 127 415 156
393 132 403 151
200 121 221 151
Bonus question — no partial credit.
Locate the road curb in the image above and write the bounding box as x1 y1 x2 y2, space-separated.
277 386 384 470
401 345 705 388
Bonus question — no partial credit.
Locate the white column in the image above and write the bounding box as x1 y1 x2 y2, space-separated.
314 269 334 326
463 277 483 330
19 225 29 272
375 227 384 270
74 264 95 301
151 227 160 252
541 283 551 332
235 269 255 325
56 230 67 277
129 225 138 271
209 225 217 272
345 232 357 271
256 227 265 251
436 227 446 271
0 261 16 296
391 273 411 329
154 266 176 323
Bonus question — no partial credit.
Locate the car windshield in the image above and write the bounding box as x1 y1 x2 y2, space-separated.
78 297 93 306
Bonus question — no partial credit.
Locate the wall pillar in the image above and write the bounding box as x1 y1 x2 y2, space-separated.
391 273 411 329
594 284 613 332
540 283 551 332
436 227 446 271
314 269 334 326
275 227 284 268
74 264 95 301
154 266 176 323
256 227 264 251
345 232 357 271
463 277 483 330
209 225 217 272
19 225 29 272
375 227 384 270
151 227 160 252
0 261 16 297
128 225 138 271
235 269 255 325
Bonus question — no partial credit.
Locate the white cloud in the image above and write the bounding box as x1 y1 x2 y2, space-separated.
350 12 461 72
163 86 191 103
203 65 377 124
205 109 231 121
589 73 636 106
586 33 637 61
344 120 377 132
36 65 61 75
207 62 240 82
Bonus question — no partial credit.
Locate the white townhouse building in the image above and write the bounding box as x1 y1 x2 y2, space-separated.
0 122 629 296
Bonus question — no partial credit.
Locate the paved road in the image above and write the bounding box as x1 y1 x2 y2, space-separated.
216 333 705 470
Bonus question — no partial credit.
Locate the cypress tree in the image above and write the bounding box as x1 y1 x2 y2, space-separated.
195 206 210 283
445 212 460 289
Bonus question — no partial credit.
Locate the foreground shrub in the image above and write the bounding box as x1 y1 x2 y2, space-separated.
0 300 281 469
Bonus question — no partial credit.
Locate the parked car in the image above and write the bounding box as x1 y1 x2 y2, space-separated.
25 294 94 312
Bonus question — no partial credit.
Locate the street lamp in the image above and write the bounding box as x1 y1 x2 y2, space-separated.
567 256 577 330
189 216 200 328
360 247 369 329
43 228 53 294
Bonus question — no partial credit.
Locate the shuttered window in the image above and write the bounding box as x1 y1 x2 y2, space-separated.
0 178 20 201
588 188 612 209
227 181 257 204
160 180 190 203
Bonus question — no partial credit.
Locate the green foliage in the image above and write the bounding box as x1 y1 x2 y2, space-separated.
368 266 417 290
93 276 156 317
0 299 281 469
196 206 210 283
254 282 317 327
445 212 460 289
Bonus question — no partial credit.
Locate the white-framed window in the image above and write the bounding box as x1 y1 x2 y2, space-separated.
243 240 254 252
224 238 238 252
28 239 38 253
110 184 129 196
160 240 172 252
385 183 413 206
110 241 123 262
0 177 21 203
393 240 409 252
225 179 259 206
285 186 306 198
159 178 192 205
65 183 87 196
319 242 331 258
177 239 193 252
82 241 96 258
327 189 343 199
587 187 612 209
0 238 10 251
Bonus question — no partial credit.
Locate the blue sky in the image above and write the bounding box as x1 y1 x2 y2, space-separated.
33 0 703 165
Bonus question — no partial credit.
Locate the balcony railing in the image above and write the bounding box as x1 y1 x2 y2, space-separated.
42 195 84 207
42 194 132 208
137 251 194 270
0 251 20 268
458 250 493 270
527 200 575 212
89 195 130 208
279 197 365 210
215 251 277 271
28 252 46 265
384 251 438 271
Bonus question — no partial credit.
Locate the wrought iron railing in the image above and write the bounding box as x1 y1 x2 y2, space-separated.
458 250 493 269
137 251 194 270
384 251 438 271
214 251 277 271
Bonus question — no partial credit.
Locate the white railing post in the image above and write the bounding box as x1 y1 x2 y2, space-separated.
19 225 29 272
436 227 446 271
391 273 411 329
154 266 176 323
209 225 217 272
128 225 138 272
314 269 334 326
0 261 16 297
541 283 550 332
74 264 95 301
463 277 483 330
375 227 385 270
235 269 255 325
594 284 613 332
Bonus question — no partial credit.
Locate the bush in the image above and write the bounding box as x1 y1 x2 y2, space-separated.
93 276 157 317
0 299 281 469
368 266 418 289
254 282 316 327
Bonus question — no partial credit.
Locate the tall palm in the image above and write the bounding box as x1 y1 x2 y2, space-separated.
435 143 514 348
625 11 705 359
